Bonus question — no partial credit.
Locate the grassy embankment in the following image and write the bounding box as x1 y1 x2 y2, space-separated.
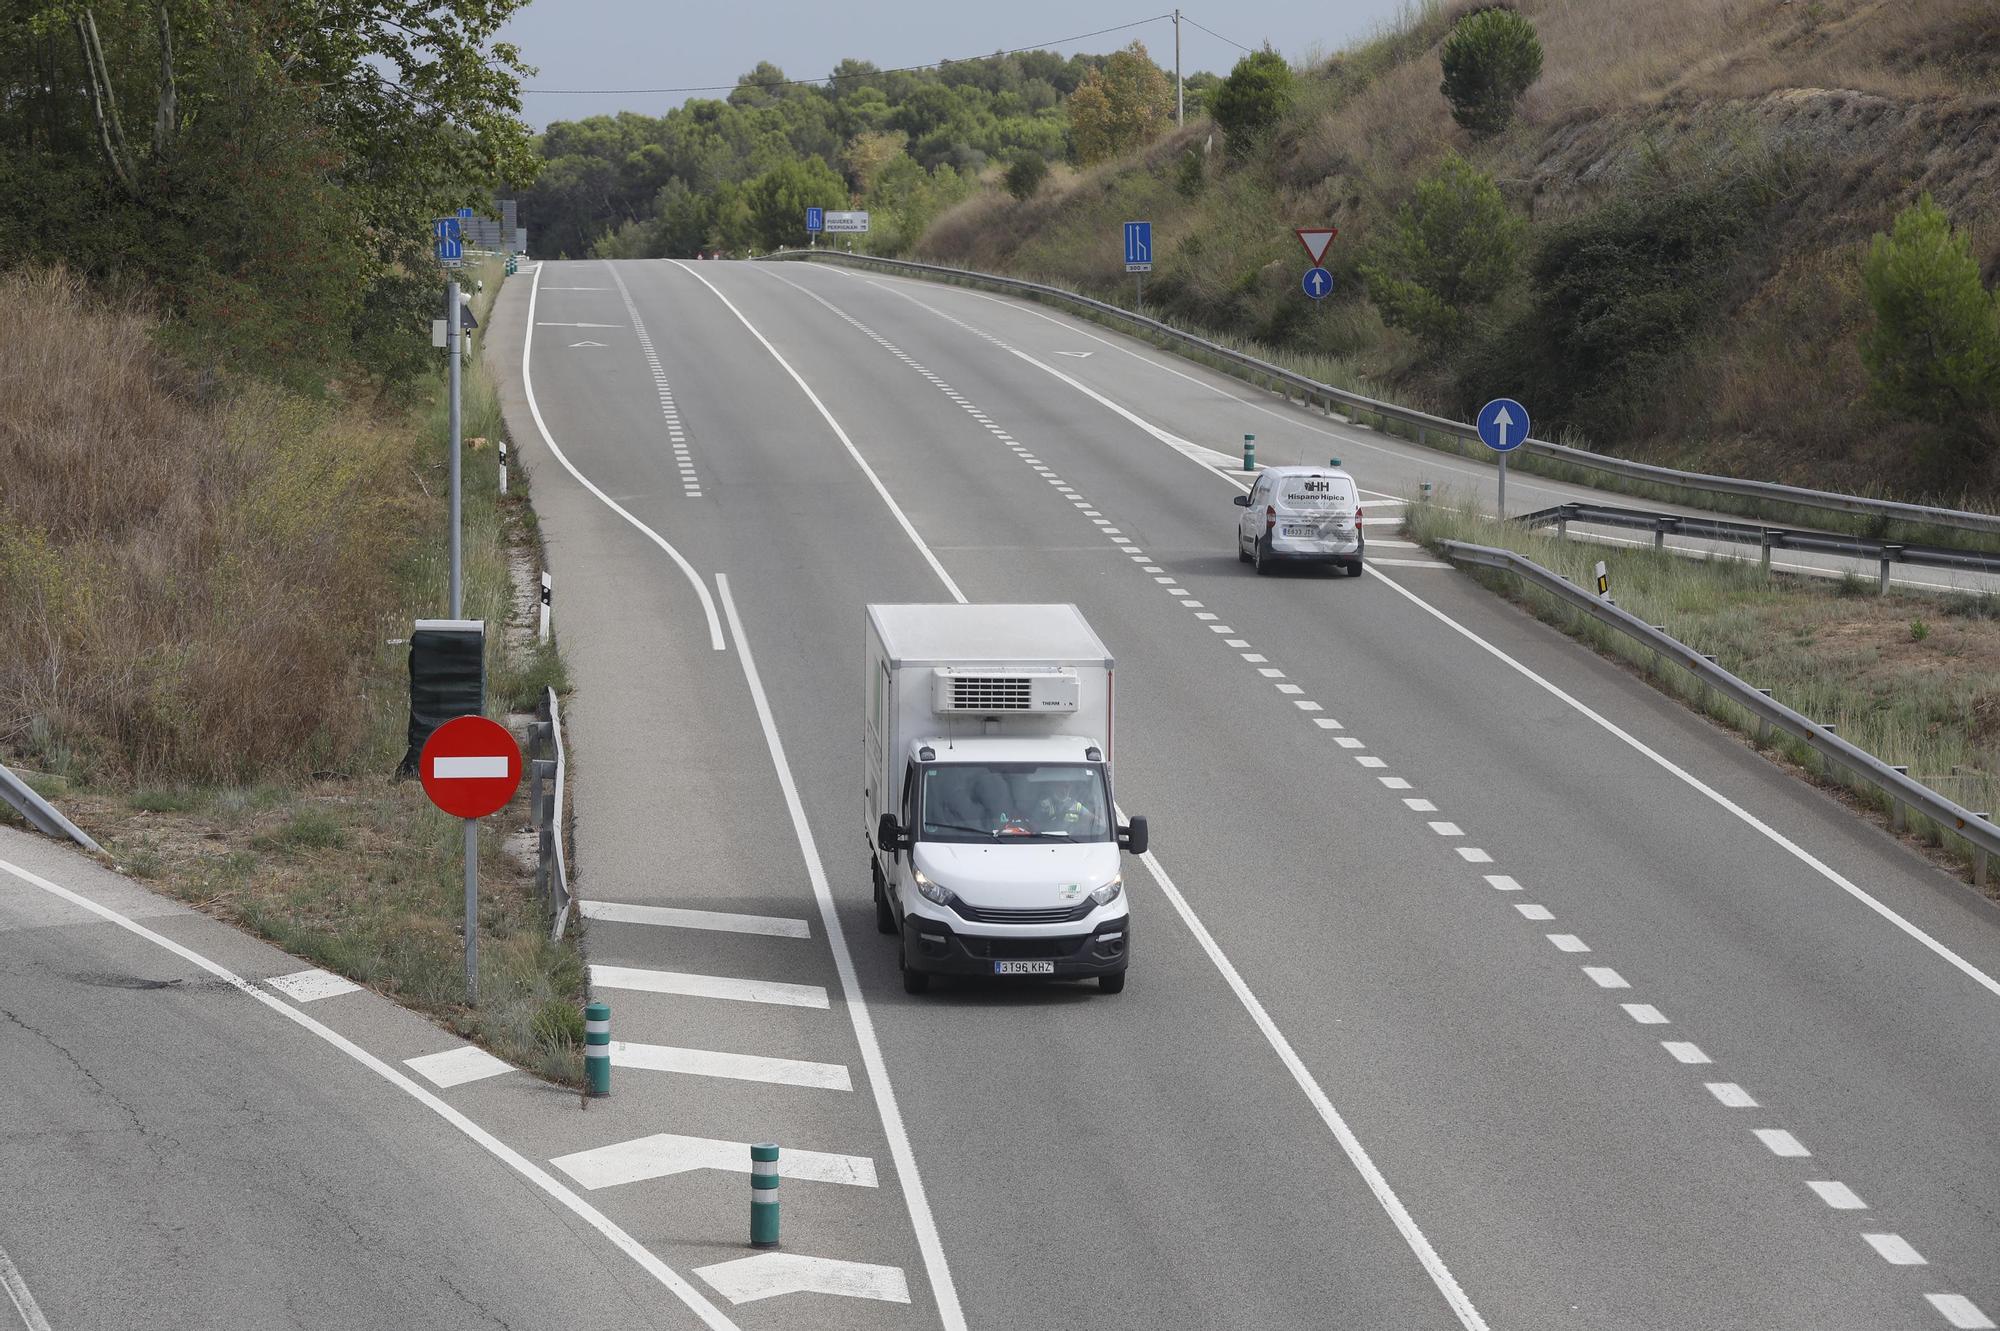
920 0 2000 511
0 260 583 1081
1402 499 2000 889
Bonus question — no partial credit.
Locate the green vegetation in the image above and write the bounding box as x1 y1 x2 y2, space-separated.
1861 194 2000 447
1069 43 1175 165
1404 499 2000 886
1005 152 1051 201
1438 6 1544 136
1359 153 1522 351
1211 50 1295 158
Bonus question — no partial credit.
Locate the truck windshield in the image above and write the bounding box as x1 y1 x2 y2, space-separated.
917 763 1111 843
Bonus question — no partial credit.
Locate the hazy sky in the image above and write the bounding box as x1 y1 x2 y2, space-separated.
501 1 1419 127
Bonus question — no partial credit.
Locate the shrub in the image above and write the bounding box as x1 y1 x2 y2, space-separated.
1860 194 2000 432
1067 42 1174 164
1359 153 1523 350
1439 6 1544 136
1004 153 1051 201
1211 50 1294 158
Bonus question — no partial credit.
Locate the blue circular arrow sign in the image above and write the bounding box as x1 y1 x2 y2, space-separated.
1476 397 1529 452
1301 266 1333 300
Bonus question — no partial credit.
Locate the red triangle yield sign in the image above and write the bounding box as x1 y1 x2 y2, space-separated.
1295 227 1338 266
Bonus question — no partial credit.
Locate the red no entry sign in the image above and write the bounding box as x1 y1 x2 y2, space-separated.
419 715 523 819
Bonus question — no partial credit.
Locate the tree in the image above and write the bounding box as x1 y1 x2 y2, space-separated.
1066 42 1172 165
1360 153 1523 349
1439 6 1543 136
1861 194 2000 430
1210 50 1292 158
842 130 908 194
744 155 848 251
1004 152 1050 201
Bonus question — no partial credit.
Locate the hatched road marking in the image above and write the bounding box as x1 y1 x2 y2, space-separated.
590 964 829 1009
611 1041 851 1091
405 1045 513 1088
552 1132 878 1190
580 899 810 939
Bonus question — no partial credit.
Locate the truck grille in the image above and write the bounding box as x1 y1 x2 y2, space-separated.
951 900 1095 924
947 675 1032 710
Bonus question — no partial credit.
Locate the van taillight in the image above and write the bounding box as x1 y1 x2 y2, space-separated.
1356 506 1364 523
1265 505 1276 533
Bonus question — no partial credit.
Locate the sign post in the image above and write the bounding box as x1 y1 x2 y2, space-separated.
1124 220 1153 305
436 216 466 616
1476 397 1530 518
805 206 824 249
420 714 524 1006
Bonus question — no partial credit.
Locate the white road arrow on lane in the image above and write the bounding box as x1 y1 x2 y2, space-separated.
695 1254 910 1306
568 340 608 347
551 1132 878 1190
1053 350 1094 358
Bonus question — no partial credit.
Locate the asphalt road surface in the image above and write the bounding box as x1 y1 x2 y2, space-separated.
471 257 2000 1331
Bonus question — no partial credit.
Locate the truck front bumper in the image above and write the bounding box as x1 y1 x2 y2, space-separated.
901 916 1130 979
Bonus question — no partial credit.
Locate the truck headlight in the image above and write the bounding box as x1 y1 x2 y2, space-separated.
1089 875 1123 906
912 867 956 907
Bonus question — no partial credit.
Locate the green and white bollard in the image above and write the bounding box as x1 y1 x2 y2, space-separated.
1421 480 1433 502
585 1001 611 1097
751 1143 780 1247
1243 434 1256 471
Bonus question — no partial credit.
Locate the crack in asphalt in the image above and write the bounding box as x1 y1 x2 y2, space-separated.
0 1005 182 1168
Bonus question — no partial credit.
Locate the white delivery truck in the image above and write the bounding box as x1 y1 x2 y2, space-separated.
865 604 1147 995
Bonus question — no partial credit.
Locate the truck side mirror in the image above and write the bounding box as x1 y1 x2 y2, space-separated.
877 812 906 853
1232 495 1251 507
1119 816 1148 856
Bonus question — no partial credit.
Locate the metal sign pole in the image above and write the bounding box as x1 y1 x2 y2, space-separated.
447 277 463 618
1498 453 1508 518
464 818 479 1005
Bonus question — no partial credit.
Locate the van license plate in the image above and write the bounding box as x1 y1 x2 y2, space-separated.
994 960 1054 975
1283 525 1321 538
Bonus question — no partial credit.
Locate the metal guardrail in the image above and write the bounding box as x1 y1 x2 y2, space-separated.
761 249 2000 538
0 762 102 855
1437 539 1997 887
528 687 572 939
1519 502 2000 589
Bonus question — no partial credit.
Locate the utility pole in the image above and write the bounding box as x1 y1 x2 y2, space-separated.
1174 9 1184 126
447 277 463 617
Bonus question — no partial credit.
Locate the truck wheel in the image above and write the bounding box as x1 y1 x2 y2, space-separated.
872 865 896 935
1098 971 1127 994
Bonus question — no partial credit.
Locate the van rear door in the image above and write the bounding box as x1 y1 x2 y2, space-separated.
1275 472 1357 540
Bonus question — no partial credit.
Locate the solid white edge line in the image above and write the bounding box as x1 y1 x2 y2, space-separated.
729 276 1487 1330
521 260 725 650
670 261 967 603
0 855 742 1331
1133 843 1490 1331
713 576 967 1331
0 1240 51 1331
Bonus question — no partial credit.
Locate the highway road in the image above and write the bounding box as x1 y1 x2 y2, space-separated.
486 257 2000 1331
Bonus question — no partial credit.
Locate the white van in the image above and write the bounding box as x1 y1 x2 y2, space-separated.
864 604 1147 994
1234 464 1365 575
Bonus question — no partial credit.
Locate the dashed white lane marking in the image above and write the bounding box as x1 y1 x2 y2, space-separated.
552 1132 878 1190
405 1045 514 1088
590 963 830 1009
1484 874 1520 891
1357 755 1387 769
1456 847 1493 863
1370 557 1454 569
611 1041 852 1091
1548 934 1591 953
1621 1003 1669 1025
1406 798 1438 811
579 899 810 939
1583 966 1630 989
1864 1233 1927 1266
266 968 362 1002
0 1236 52 1331
1755 1128 1811 1157
1515 903 1554 921
1663 1041 1711 1064
696 1253 911 1306
1428 821 1463 836
1928 1294 1997 1328
1808 1180 1866 1209
1380 777 1413 790
1315 719 1345 730
1706 1081 1756 1107
523 264 724 651
606 265 700 497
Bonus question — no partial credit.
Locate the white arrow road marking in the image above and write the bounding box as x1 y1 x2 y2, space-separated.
695 1254 910 1306
569 340 608 347
432 755 509 779
536 321 623 327
405 1045 513 1088
580 899 809 939
589 963 829 1009
266 968 361 1002
551 1133 878 1190
1053 350 1094 358
611 1040 852 1091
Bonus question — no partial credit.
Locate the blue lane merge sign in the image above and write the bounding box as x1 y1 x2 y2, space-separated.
436 236 463 263
1476 398 1530 453
805 207 825 233
435 217 461 241
1124 220 1152 272
1302 267 1333 300
457 206 474 219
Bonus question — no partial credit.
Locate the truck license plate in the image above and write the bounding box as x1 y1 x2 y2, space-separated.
994 960 1054 975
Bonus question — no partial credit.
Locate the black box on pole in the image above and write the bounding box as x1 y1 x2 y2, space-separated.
399 618 486 776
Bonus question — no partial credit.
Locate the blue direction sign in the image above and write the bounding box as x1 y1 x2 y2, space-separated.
1124 220 1152 272
435 217 461 241
1302 266 1333 300
457 206 474 219
1476 398 1530 452
436 235 463 263
805 206 825 233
